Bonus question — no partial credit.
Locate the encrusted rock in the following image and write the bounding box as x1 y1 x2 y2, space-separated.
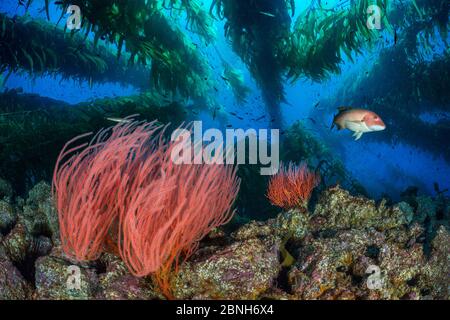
424 226 450 299
97 253 134 292
273 209 309 240
376 239 427 299
288 225 449 300
31 235 53 257
99 275 158 300
173 237 281 299
415 196 437 223
21 182 59 244
0 254 30 299
232 220 273 240
413 196 449 247
260 287 294 300
233 209 309 241
312 185 413 231
0 178 446 301
0 177 13 200
0 200 16 235
0 222 31 264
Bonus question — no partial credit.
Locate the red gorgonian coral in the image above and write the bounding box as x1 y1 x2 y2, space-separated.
266 161 320 210
52 120 240 297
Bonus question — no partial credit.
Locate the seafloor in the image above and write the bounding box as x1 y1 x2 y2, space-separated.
0 178 448 300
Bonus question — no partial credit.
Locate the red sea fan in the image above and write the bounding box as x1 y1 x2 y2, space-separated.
53 120 240 298
266 161 320 210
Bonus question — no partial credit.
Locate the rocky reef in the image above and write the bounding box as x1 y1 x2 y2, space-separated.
0 178 448 300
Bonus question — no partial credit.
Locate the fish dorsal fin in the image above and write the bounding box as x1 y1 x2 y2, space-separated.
338 106 352 112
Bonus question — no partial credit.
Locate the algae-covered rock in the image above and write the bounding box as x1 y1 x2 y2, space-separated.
288 225 449 300
0 177 446 301
0 178 13 200
35 249 99 300
21 182 59 243
425 226 450 299
233 209 309 242
95 253 160 300
173 237 281 299
0 254 30 299
0 222 31 264
415 196 437 223
414 195 449 242
289 228 386 300
33 236 53 257
273 209 309 241
97 253 129 288
232 220 274 240
99 275 158 300
312 185 413 231
34 249 159 300
0 200 16 235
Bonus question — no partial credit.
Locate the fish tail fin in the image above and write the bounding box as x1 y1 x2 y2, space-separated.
331 115 343 131
331 114 337 130
330 122 339 131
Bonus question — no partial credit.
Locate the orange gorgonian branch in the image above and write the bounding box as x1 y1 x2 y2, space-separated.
266 161 320 210
52 119 240 298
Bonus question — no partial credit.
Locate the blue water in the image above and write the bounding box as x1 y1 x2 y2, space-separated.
1 0 449 200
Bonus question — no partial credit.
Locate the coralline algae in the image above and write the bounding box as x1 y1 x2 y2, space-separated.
0 181 448 300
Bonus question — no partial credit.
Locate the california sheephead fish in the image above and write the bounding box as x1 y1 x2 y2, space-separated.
332 107 386 141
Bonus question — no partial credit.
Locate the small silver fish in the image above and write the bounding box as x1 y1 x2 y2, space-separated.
106 117 133 124
259 11 276 17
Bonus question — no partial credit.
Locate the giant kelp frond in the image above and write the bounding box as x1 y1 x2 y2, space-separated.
415 0 449 44
142 12 214 99
210 0 292 126
286 0 391 82
222 63 251 105
210 0 295 19
389 0 449 61
210 0 393 125
212 44 250 105
34 0 215 100
161 0 217 44
285 0 296 17
0 13 149 88
329 0 449 114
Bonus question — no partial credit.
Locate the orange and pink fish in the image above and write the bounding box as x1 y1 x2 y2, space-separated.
332 107 386 141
